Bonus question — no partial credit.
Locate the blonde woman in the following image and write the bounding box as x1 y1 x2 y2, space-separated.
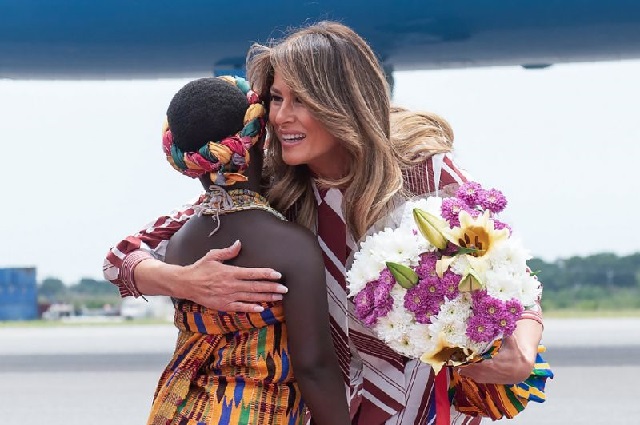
104 21 543 424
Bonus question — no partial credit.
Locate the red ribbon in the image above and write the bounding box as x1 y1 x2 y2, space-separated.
435 368 450 425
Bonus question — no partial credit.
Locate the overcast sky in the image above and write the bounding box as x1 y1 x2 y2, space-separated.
1 59 639 284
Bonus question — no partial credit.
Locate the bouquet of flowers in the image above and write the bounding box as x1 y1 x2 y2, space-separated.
346 182 542 374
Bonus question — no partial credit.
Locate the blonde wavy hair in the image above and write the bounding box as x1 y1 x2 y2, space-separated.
390 105 454 169
247 21 401 240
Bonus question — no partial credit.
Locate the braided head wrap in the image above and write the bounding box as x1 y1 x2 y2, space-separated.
162 76 267 186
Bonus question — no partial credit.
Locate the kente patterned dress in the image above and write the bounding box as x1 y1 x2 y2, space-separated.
147 300 305 425
146 191 306 425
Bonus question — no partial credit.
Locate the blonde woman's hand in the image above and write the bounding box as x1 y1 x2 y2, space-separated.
135 241 287 313
458 319 542 384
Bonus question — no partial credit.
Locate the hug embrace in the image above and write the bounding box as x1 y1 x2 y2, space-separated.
104 21 550 425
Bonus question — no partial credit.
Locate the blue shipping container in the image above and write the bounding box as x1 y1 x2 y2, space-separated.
0 267 38 321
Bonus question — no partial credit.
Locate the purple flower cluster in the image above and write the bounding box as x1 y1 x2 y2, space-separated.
457 181 484 206
415 253 438 279
441 197 470 227
479 188 507 213
440 181 509 228
353 268 395 326
466 291 521 343
403 255 462 324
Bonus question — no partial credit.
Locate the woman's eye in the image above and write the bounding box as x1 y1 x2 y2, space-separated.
294 97 303 104
270 94 283 102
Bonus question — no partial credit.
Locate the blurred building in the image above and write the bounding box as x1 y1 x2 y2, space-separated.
0 267 38 321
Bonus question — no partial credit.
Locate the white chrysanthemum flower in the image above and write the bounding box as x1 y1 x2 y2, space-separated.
488 237 530 273
518 275 542 307
450 255 471 276
437 296 473 323
380 227 425 265
346 254 386 295
399 197 444 229
347 226 417 294
429 316 468 347
484 269 520 301
375 315 407 347
375 303 415 349
407 322 438 357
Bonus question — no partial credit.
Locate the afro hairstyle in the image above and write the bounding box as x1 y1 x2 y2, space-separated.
166 77 249 152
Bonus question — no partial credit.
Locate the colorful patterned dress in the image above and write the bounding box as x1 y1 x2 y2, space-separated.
147 299 306 425
144 192 307 425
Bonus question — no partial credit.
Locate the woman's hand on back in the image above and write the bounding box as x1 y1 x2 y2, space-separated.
135 241 287 313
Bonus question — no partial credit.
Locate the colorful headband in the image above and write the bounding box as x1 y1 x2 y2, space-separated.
162 76 267 186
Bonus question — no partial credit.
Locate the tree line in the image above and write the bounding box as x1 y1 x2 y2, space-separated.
528 252 640 310
38 277 121 310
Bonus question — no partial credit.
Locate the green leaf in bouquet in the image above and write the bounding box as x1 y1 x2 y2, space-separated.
412 208 451 250
455 246 480 256
386 262 419 289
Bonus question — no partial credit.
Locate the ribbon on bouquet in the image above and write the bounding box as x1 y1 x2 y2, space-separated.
435 368 451 425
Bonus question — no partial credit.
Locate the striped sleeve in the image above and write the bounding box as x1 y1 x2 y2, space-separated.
102 194 205 297
402 152 470 197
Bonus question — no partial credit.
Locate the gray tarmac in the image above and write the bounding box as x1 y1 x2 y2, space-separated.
1 318 639 424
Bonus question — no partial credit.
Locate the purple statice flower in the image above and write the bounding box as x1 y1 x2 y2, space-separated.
354 286 375 322
466 315 498 343
440 270 461 299
413 311 432 324
415 253 439 280
471 289 488 305
478 188 507 213
373 279 394 307
441 197 469 227
473 294 506 321
456 181 484 208
505 298 524 320
354 272 395 326
377 268 395 288
467 208 481 218
422 275 445 297
494 311 518 337
414 310 432 324
493 220 512 235
404 282 433 314
369 303 393 326
414 298 444 324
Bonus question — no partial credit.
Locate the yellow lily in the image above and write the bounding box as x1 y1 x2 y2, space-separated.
420 334 479 375
436 210 509 278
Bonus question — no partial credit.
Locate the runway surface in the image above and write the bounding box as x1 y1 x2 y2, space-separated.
1 318 639 424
